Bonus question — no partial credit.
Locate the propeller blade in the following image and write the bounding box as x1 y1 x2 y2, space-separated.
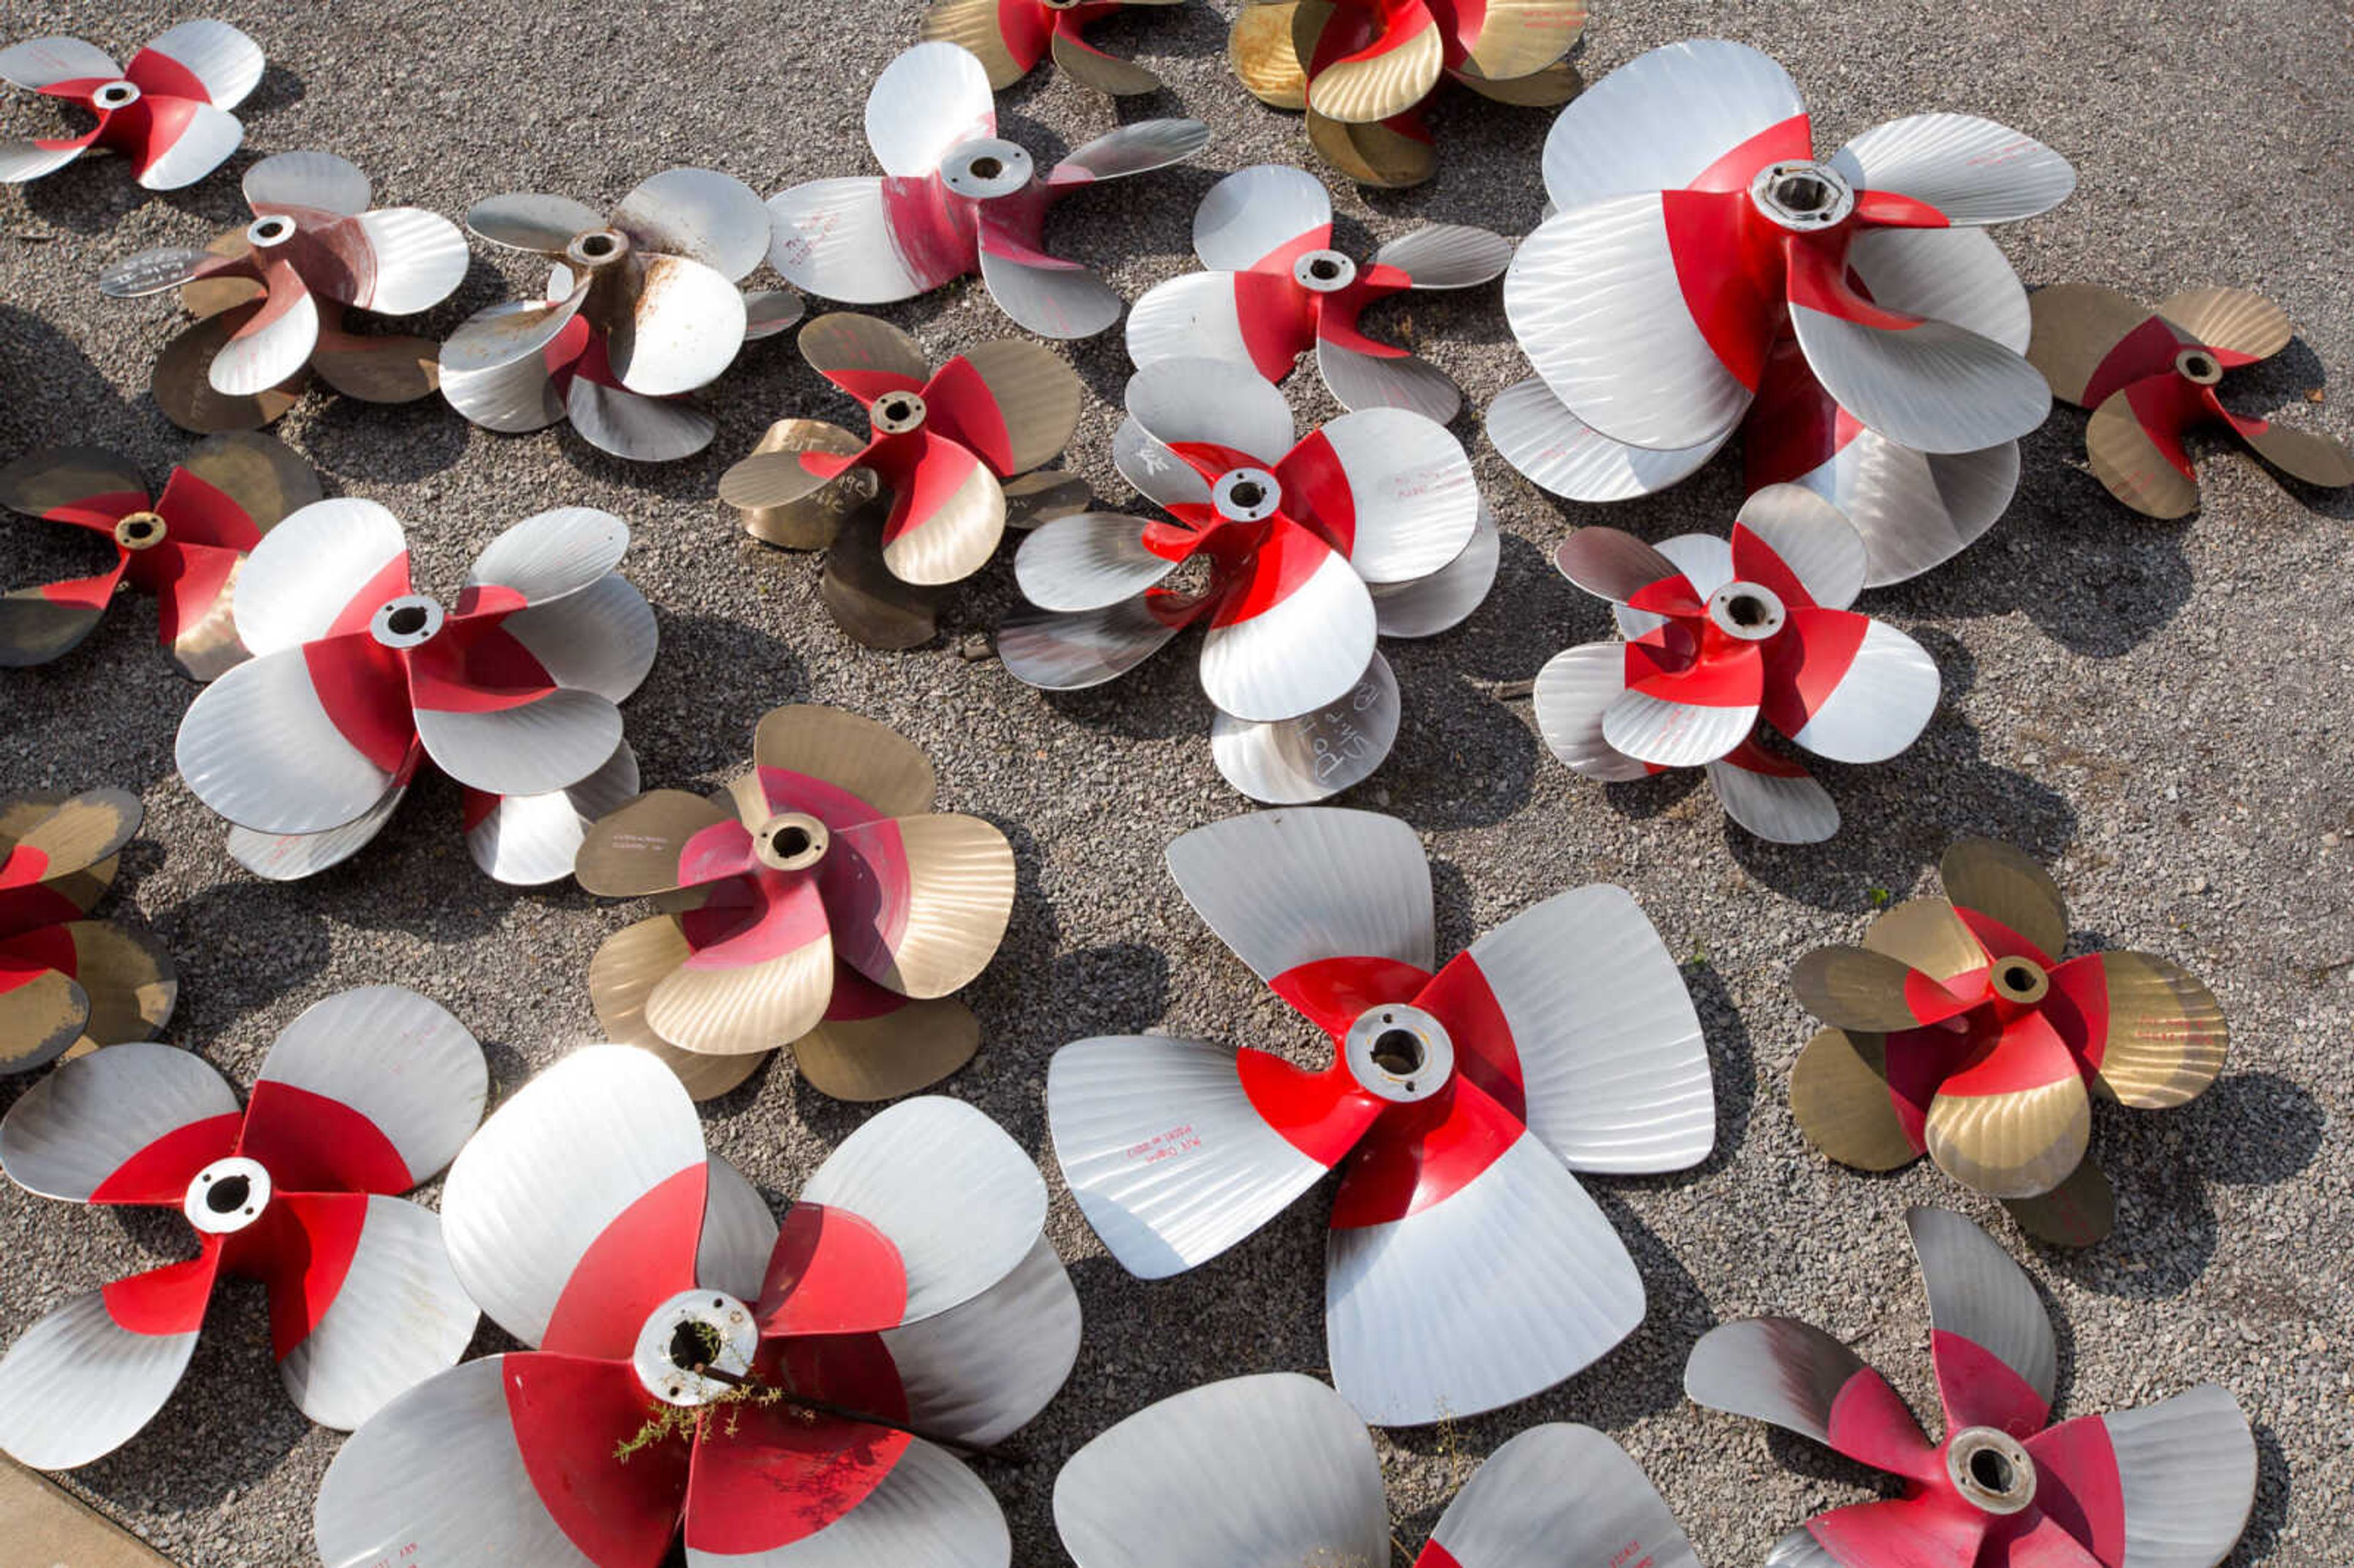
1054 1374 1388 1568
1193 163 1331 270
1451 883 1712 1172
331 207 468 314
176 642 406 834
1602 641 1763 769
800 1096 1046 1323
0 1258 217 1468
1049 118 1211 185
791 984 980 1103
926 338 1083 477
51 920 175 1048
227 776 408 882
2228 408 2354 489
439 1045 708 1353
0 37 119 88
244 986 486 1187
1052 26 1165 96
1050 1035 1381 1277
133 20 264 110
2155 286 2291 361
1506 192 1767 452
2025 1384 2255 1568
2084 379 2201 517
1905 1206 2056 1433
465 191 602 252
1316 333 1459 422
1538 37 1808 213
2002 1154 2114 1247
871 429 1005 586
1229 1 1311 110
0 567 123 668
1922 1010 2093 1199
132 100 245 191
153 303 303 433
978 223 1124 340
0 1040 238 1203
880 1236 1079 1448
1789 1027 1919 1170
573 788 736 897
1685 1315 1934 1474
270 1192 477 1429
244 149 371 217
1422 1421 1699 1568
1829 113 2076 226
1732 484 1868 609
565 376 717 462
1708 737 1842 843
1533 642 1650 782
1760 606 1940 764
1306 106 1435 188
822 509 950 649
603 252 746 397
1126 356 1296 467
921 0 1048 88
752 703 939 820
1786 278 2051 455
1370 504 1497 637
498 574 658 705
996 595 1192 690
1016 511 1178 612
864 40 997 177
820 812 1015 999
208 265 321 397
1939 838 2070 963
766 176 958 305
611 167 770 281
1848 226 2030 349
1169 806 1434 979
2045 950 2225 1108
1305 0 1442 124
1487 376 1726 501
1791 943 1973 1034
1283 407 1477 582
1210 650 1400 804
1198 519 1377 723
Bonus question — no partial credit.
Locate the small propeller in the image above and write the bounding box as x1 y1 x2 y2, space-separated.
0 22 261 191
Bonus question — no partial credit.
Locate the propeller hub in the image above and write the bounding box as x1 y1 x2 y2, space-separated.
1344 1002 1455 1104
183 1156 272 1235
2173 347 2223 386
633 1289 760 1407
93 80 142 111
753 811 829 872
1292 249 1359 294
1707 580 1786 641
566 227 633 272
113 511 168 551
1211 467 1282 524
245 214 299 249
370 593 446 649
870 389 929 435
1988 955 2051 1005
1748 159 1856 232
1946 1426 2037 1515
941 138 1034 201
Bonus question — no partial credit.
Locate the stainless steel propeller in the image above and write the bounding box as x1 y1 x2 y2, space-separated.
1533 487 1944 843
1688 1208 2255 1567
0 21 262 191
1497 39 2073 582
1057 1373 1700 1568
768 42 1209 339
923 0 1184 94
0 987 486 1467
1001 357 1494 802
1047 807 1713 1425
1128 163 1512 424
314 1046 1080 1568
0 789 173 1076
574 704 1018 1102
101 151 469 433
441 169 800 462
174 501 655 883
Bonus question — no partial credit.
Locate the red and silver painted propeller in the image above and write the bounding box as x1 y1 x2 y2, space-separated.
1501 38 2073 556
1533 486 1942 844
576 704 1016 1103
0 434 318 678
923 0 1184 94
720 313 1086 648
1228 0 1588 188
1688 1207 2256 1567
1789 839 2225 1246
441 169 798 462
0 987 486 1468
174 501 655 885
1001 358 1494 802
1048 808 1713 1425
1057 1372 1700 1568
1128 163 1510 424
101 151 469 434
767 42 1209 340
0 790 175 1075
315 1046 1080 1568
2027 284 2354 517
0 22 262 191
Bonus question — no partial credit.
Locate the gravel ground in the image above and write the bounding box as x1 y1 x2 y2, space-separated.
2 1 2350 1564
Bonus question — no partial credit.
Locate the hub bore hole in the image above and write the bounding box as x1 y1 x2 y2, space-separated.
1370 1029 1424 1075
205 1174 251 1214
579 232 619 259
124 518 154 539
2002 963 2037 991
1726 593 1772 628
1775 174 1834 213
772 826 812 859
1969 1448 2016 1494
969 156 1003 180
668 1319 724 1371
1227 480 1266 511
1309 257 1341 281
385 604 429 637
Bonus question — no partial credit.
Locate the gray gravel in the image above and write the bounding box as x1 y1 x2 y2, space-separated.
3 1 2350 1564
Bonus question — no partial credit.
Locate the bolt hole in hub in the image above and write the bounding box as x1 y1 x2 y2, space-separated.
1947 1426 2036 1515
754 812 829 872
1707 580 1786 641
2175 348 2223 385
183 1156 272 1235
942 138 1034 200
1344 1004 1455 1103
872 390 928 434
634 1290 759 1406
1749 159 1856 232
94 81 141 110
246 214 297 248
1990 956 2051 1005
1293 248 1358 294
113 511 167 550
370 593 446 649
1212 467 1282 524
